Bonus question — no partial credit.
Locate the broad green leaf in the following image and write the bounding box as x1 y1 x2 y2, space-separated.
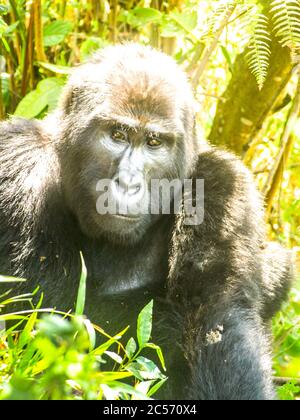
14 90 48 119
43 20 73 47
148 378 168 397
137 300 153 348
15 78 64 118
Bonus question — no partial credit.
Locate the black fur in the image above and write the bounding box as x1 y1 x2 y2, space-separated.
0 44 293 400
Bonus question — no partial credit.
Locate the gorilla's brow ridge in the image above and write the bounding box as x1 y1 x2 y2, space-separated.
93 114 185 139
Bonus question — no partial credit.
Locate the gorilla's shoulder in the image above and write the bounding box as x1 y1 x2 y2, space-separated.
0 117 52 151
0 117 61 226
187 145 265 241
191 146 254 188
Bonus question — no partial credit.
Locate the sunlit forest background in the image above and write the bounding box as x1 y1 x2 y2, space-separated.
0 0 300 400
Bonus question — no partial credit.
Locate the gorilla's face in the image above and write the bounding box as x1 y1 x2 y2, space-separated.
58 44 197 244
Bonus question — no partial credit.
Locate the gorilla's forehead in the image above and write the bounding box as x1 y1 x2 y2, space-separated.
102 76 188 134
66 44 194 135
108 84 177 123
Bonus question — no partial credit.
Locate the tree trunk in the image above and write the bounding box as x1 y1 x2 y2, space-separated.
208 39 293 156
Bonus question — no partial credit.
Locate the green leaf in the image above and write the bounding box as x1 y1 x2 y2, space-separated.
220 45 234 73
132 7 162 25
3 22 19 35
101 381 152 400
38 62 71 75
14 78 64 118
131 356 165 380
14 90 48 119
98 371 133 381
160 17 182 37
137 300 153 348
38 77 64 94
75 252 87 316
0 276 26 283
18 311 38 349
169 11 198 33
43 20 73 47
0 17 6 34
80 38 107 61
82 318 96 351
119 7 162 29
135 380 155 397
277 381 300 400
146 343 166 371
0 5 8 15
125 337 137 359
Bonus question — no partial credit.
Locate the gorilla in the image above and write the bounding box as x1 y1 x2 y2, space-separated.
0 44 293 400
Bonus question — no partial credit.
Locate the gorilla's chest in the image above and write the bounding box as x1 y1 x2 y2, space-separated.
81 227 170 298
81 233 170 332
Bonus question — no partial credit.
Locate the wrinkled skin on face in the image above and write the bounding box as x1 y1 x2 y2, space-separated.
57 44 198 244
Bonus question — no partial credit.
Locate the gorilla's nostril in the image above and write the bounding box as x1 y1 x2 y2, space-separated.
127 183 141 196
114 173 142 196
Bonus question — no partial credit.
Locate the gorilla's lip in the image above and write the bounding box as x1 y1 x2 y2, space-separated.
112 214 141 221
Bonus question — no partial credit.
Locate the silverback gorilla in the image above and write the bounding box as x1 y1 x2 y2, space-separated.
0 44 293 400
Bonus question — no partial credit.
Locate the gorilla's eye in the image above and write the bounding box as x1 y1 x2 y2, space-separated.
147 136 162 148
111 129 127 142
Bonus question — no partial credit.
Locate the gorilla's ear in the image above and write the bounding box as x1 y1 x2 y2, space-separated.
60 86 74 115
60 85 84 116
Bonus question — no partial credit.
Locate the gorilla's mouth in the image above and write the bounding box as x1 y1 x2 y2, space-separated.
112 213 141 221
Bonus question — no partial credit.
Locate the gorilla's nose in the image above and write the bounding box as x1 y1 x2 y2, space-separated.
114 172 143 196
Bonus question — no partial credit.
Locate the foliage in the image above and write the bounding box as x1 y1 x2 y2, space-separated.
246 13 271 90
0 283 166 400
270 0 300 60
277 380 300 400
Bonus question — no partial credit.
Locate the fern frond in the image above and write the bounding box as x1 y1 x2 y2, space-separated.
246 14 271 90
202 1 236 39
270 0 300 61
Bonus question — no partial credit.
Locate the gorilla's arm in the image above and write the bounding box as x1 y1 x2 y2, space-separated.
168 147 293 400
0 118 80 307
